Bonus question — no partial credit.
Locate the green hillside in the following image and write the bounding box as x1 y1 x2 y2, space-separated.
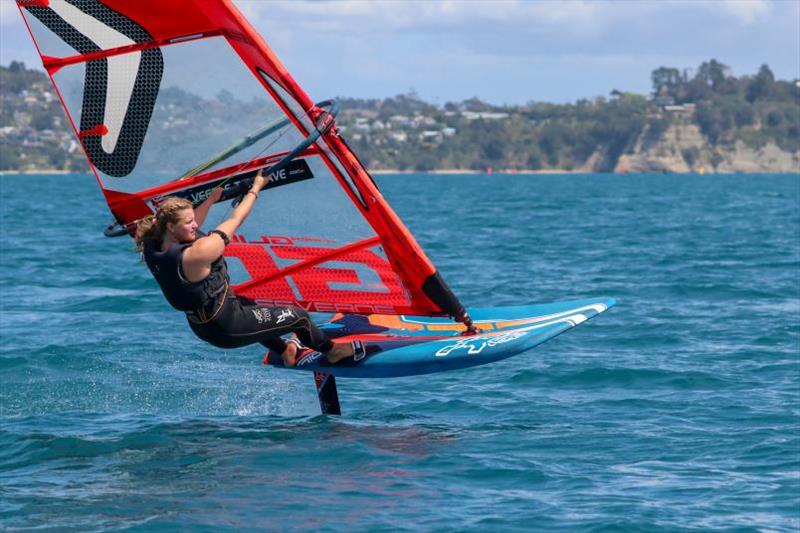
1 59 797 173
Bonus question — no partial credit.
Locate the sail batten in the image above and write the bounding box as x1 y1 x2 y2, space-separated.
41 30 227 72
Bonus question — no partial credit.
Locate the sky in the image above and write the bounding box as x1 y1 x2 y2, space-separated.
1 0 798 105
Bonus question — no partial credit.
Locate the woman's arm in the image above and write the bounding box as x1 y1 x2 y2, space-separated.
183 171 268 273
194 187 223 228
213 171 268 238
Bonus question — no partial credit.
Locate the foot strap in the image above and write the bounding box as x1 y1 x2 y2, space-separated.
287 337 306 350
352 340 367 362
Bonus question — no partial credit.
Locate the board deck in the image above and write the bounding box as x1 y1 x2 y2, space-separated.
264 298 615 378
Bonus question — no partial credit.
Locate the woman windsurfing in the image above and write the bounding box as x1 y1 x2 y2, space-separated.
135 169 365 366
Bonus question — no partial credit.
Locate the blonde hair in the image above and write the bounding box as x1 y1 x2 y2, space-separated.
135 196 193 252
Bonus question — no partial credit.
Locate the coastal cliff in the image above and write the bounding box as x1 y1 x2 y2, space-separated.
617 118 799 174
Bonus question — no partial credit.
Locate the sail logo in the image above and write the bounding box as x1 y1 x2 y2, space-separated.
224 238 410 311
155 159 315 207
189 188 217 204
268 167 288 183
22 0 163 177
435 330 529 357
262 159 314 190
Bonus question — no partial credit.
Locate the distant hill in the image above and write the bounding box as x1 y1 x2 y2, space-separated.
1 59 798 173
0 62 88 172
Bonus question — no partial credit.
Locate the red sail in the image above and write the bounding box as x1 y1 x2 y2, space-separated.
18 0 466 317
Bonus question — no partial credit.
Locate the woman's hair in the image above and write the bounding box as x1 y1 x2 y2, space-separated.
135 196 193 252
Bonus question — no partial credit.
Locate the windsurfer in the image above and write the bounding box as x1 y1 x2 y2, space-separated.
135 169 364 366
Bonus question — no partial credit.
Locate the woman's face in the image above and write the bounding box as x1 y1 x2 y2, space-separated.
167 208 198 242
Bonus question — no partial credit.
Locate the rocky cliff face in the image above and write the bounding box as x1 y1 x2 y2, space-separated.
615 116 799 174
714 141 800 173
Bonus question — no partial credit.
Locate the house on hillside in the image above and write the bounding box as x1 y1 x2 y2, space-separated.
664 103 695 116
652 95 676 108
419 130 442 144
461 111 509 120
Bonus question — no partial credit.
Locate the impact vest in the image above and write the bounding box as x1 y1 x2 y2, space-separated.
143 235 229 315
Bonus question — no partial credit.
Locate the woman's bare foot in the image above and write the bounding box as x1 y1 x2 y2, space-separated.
325 342 354 363
325 340 366 363
281 341 299 367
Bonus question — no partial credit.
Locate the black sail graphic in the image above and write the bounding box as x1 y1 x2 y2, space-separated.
24 0 163 177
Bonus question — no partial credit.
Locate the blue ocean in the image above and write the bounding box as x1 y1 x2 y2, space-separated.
1 172 798 531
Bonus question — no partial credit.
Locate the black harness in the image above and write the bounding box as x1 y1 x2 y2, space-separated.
143 235 229 321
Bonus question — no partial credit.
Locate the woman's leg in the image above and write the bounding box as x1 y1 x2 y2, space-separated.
197 297 357 364
223 299 334 353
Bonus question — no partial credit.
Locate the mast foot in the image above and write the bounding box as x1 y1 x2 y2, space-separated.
458 312 481 336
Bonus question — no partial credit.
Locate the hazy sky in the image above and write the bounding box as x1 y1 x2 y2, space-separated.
2 0 798 105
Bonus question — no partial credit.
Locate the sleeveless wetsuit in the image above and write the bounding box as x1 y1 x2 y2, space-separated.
143 235 334 354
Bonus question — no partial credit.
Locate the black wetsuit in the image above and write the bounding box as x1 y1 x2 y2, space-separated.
143 235 334 354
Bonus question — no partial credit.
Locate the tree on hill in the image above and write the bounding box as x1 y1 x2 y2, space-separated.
378 92 436 116
695 59 730 91
461 97 494 112
746 64 775 103
651 66 682 95
0 61 48 94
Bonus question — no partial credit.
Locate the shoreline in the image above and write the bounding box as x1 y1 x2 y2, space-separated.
366 168 800 175
2 168 797 176
370 168 579 175
0 169 76 175
2 168 577 175
1 168 585 176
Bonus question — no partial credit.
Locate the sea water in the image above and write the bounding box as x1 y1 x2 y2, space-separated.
1 172 798 531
